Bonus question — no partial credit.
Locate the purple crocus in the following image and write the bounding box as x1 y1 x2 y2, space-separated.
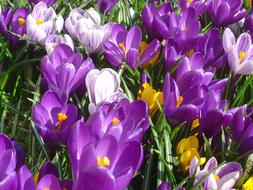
32 91 78 145
244 9 253 37
0 134 18 189
104 24 160 68
26 2 63 44
141 3 173 39
41 44 94 102
97 0 119 13
45 34 74 54
189 157 242 190
0 6 13 38
85 68 126 114
208 0 246 26
28 0 57 6
68 99 149 190
231 105 253 153
223 28 253 75
163 71 205 124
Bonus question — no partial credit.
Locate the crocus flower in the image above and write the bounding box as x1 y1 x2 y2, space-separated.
26 2 63 44
208 0 246 26
45 34 74 54
28 0 57 6
0 6 13 38
176 136 206 172
231 105 253 153
163 73 205 124
223 28 253 75
85 68 126 114
141 3 173 39
69 99 149 190
189 157 243 190
0 134 18 189
32 91 78 145
138 82 163 116
97 0 119 13
41 44 94 102
65 8 101 40
10 7 28 43
104 24 160 68
178 0 210 15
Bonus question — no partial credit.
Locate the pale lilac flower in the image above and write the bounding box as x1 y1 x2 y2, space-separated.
45 34 74 54
189 157 243 190
85 68 126 114
223 28 253 75
65 8 101 40
26 2 63 44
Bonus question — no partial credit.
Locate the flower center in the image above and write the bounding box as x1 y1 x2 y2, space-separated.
53 113 68 133
187 49 194 57
187 0 193 4
119 42 127 58
176 96 184 108
239 51 246 63
18 18 25 25
183 27 189 32
33 171 39 185
112 117 120 125
43 188 50 190
215 175 220 182
97 156 110 167
36 19 45 25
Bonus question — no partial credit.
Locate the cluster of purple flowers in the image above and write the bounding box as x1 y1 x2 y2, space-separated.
2 0 253 189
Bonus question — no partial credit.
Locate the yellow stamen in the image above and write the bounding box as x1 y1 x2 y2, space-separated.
43 188 50 190
119 42 127 58
191 118 199 130
54 113 68 133
187 49 194 57
239 51 247 63
97 156 110 167
215 175 220 182
33 171 39 185
187 0 193 3
18 18 25 25
140 41 160 69
176 96 183 108
36 19 45 25
112 117 120 125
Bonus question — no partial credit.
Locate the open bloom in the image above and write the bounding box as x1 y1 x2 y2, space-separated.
208 0 246 26
104 24 160 68
0 6 13 39
32 91 78 145
85 68 126 114
45 34 74 54
41 44 94 102
68 99 149 190
189 157 243 190
223 28 253 75
26 2 63 44
97 0 119 13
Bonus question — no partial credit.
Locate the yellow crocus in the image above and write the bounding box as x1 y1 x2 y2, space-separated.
138 83 163 116
243 177 253 190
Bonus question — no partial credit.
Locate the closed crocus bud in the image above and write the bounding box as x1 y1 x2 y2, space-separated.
26 2 63 44
45 34 74 54
85 68 126 114
65 8 101 40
